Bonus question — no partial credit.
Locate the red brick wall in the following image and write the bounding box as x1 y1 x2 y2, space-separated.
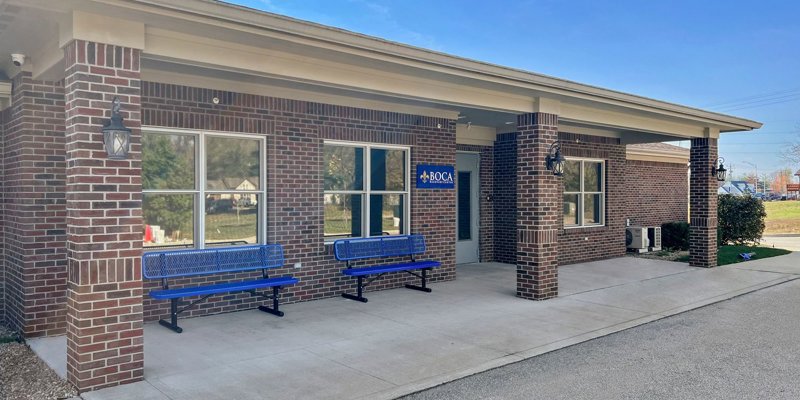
0 107 7 322
558 133 627 265
625 159 688 227
1 72 67 337
492 132 517 264
456 144 494 262
140 82 456 322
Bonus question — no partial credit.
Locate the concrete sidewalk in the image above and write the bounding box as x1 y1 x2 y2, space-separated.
30 254 800 400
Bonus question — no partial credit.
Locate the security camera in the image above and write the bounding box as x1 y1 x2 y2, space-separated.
11 53 26 67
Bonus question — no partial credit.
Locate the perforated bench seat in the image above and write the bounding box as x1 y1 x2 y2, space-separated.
150 277 299 300
143 244 298 333
341 261 441 277
334 235 440 302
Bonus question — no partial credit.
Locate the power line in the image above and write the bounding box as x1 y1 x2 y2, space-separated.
703 87 800 108
714 95 800 112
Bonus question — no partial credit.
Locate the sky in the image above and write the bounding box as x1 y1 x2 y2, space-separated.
230 0 800 179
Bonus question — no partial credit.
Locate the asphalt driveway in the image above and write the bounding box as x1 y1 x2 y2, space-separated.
404 278 800 400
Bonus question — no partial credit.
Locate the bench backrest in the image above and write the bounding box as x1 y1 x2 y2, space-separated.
143 244 284 279
333 235 426 262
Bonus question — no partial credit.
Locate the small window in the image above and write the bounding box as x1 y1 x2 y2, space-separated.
324 142 409 241
563 159 605 227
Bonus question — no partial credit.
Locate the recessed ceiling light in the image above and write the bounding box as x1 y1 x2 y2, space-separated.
504 121 514 125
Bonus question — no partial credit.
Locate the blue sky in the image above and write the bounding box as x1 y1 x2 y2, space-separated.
230 0 799 178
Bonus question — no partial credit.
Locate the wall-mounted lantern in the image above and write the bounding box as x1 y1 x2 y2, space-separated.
545 141 565 176
712 157 727 182
102 97 131 160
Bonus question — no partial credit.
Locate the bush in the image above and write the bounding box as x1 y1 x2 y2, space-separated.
718 194 766 245
662 221 690 250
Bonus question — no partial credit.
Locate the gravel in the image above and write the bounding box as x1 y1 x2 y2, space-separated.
404 278 800 400
0 325 77 400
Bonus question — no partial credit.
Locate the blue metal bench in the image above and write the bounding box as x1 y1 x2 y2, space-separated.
333 235 441 302
143 244 299 333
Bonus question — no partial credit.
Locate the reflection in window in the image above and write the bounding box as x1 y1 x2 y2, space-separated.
204 194 259 246
324 194 362 239
563 159 605 227
323 143 409 240
142 131 264 250
143 193 194 248
142 133 195 190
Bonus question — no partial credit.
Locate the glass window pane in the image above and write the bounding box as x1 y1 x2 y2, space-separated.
457 172 472 241
584 194 602 225
143 193 194 249
584 161 602 192
206 136 261 191
324 145 364 191
142 133 195 190
370 148 406 191
564 160 581 192
204 194 259 246
563 194 579 226
370 194 405 236
324 194 363 239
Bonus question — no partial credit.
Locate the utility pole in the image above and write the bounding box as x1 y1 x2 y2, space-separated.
743 161 758 194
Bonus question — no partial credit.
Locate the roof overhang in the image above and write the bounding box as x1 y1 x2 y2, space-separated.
0 0 763 139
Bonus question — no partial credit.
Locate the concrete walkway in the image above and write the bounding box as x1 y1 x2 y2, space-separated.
30 254 800 400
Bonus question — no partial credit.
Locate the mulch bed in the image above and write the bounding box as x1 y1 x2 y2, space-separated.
0 325 77 400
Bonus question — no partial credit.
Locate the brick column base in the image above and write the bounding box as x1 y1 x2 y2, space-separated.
516 113 560 299
689 137 718 268
64 39 144 391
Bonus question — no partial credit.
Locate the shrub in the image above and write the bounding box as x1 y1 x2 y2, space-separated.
662 221 690 250
717 194 766 245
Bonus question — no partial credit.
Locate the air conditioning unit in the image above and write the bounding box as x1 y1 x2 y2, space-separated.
626 227 649 252
647 227 662 251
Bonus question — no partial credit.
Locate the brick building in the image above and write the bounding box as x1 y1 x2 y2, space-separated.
0 0 758 392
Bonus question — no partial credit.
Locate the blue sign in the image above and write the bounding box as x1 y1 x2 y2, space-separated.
416 165 455 189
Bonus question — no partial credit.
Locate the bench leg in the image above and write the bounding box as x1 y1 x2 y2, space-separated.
158 298 183 334
405 268 432 293
342 276 368 303
258 286 285 317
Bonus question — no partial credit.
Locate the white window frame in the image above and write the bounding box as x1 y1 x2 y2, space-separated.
142 126 267 249
323 140 412 243
563 157 606 228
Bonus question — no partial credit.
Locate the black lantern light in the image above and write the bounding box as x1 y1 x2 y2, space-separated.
545 141 566 176
712 157 727 182
102 97 131 160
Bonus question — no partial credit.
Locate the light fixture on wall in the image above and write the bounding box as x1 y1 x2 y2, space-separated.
102 97 131 160
545 141 566 176
712 157 727 182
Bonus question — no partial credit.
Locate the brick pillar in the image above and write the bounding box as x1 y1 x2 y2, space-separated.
689 137 718 267
63 40 144 391
516 113 559 300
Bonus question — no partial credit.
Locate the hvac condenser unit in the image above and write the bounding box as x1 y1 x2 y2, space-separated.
647 226 662 252
626 227 649 252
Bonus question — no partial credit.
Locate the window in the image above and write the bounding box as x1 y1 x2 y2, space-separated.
323 142 410 241
142 129 265 249
563 158 605 227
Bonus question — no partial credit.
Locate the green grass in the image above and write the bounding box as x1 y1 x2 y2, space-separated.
676 245 791 266
764 201 800 234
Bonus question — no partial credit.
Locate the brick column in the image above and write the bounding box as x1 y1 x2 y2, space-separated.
689 137 718 267
63 40 144 391
516 113 559 300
